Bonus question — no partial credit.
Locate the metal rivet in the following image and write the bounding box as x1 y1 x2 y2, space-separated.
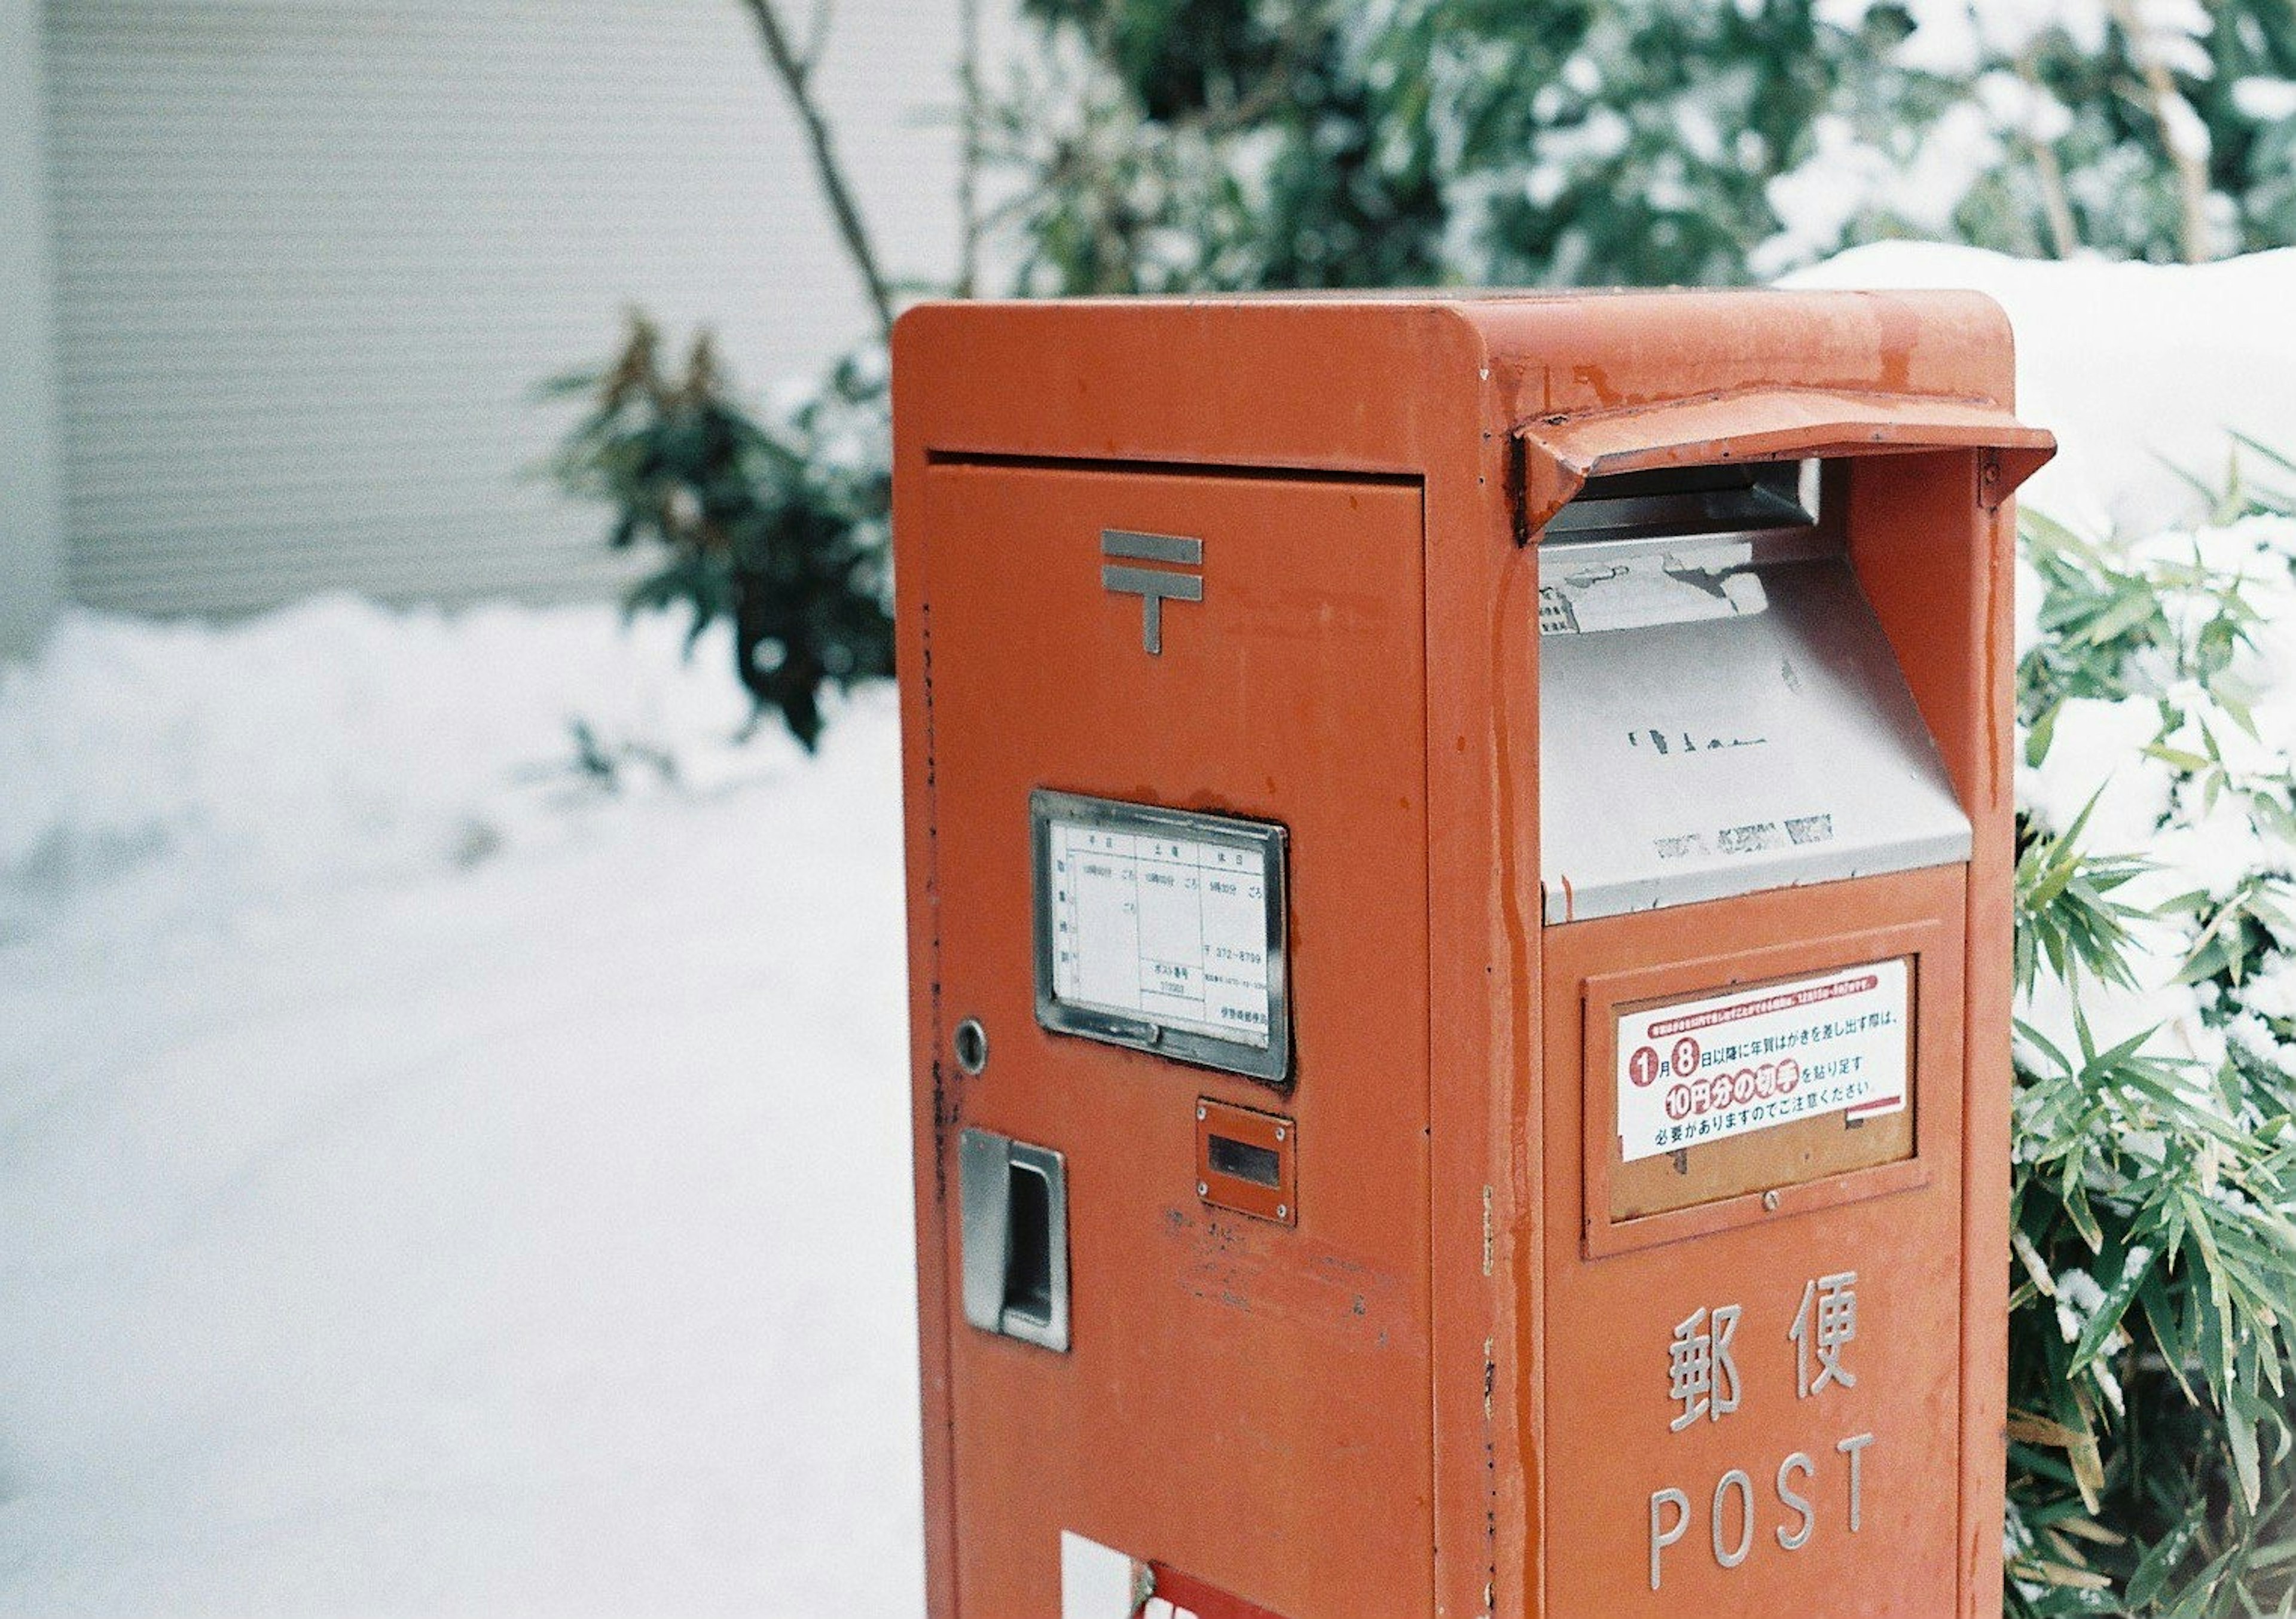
1276 1205 1289 1220
1762 1190 1782 1212
1196 1105 1207 1120
1197 1181 1209 1198
952 1018 989 1076
1274 1126 1286 1141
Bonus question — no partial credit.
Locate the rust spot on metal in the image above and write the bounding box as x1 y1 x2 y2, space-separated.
1571 362 1623 407
1506 433 1531 546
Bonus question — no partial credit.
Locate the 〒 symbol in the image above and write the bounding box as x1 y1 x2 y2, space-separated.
1101 530 1204 654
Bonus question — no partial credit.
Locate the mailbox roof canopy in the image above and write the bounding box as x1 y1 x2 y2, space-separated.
893 287 2054 530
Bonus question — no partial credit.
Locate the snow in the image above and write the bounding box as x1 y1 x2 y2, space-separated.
1785 243 2296 536
0 605 921 1616
1751 109 2003 279
1815 0 2109 80
1 598 765 940
2234 77 2296 121
2014 696 2174 850
2053 1266 2106 1343
2007 506 2296 1077
2 245 2293 1614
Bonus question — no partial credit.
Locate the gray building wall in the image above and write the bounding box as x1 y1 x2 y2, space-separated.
35 0 979 620
2 0 67 659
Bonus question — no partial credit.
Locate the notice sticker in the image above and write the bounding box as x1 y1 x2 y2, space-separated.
1616 959 1910 1163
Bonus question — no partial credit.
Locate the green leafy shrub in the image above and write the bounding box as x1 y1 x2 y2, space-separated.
545 315 891 750
988 0 2296 294
2005 487 2296 1614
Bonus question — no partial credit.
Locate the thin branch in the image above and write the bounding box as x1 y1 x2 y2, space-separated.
738 0 899 343
799 0 832 76
2029 136 2081 259
1085 5 1139 293
2104 0 2214 263
2017 51 2081 259
955 0 983 297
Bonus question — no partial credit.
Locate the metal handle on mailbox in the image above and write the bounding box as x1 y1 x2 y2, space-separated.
958 1128 1070 1352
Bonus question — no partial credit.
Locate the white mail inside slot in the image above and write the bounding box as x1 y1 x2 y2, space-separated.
1540 552 1971 922
1047 819 1274 1047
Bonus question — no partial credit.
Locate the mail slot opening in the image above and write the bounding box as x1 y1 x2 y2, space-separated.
1544 457 1821 547
1207 1133 1282 1188
1539 456 1971 922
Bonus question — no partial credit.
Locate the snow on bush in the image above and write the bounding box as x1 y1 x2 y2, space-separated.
2006 493 2296 1612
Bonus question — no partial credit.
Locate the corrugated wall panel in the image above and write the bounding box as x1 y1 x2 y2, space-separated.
42 0 966 615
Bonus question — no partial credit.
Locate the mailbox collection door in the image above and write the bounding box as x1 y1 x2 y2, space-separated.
1541 864 1971 1615
917 461 1434 1617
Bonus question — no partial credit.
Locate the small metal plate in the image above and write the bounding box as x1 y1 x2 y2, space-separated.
1574 911 1950 1261
1195 1098 1296 1226
1032 790 1290 1083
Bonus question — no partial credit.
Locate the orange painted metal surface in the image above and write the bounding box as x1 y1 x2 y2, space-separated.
1543 866 1968 1614
891 291 2050 1617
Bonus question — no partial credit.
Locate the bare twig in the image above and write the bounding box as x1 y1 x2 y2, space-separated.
738 0 899 342
799 0 831 75
2029 138 2081 258
955 0 983 296
2104 0 2214 262
2017 51 2081 259
1085 4 1134 291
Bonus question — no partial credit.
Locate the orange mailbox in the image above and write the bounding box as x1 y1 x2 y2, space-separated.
891 292 2052 1618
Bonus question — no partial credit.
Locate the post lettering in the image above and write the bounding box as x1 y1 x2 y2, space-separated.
1712 1470 1754 1569
1837 1432 1875 1533
1650 1487 1690 1591
1775 1452 1815 1550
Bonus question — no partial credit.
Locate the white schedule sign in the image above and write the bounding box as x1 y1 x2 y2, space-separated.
1616 958 1910 1163
1046 818 1274 1048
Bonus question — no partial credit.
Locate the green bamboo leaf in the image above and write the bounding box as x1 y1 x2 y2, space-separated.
2066 1245 2151 1377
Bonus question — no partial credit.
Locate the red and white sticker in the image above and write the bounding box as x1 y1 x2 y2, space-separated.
1617 959 1909 1163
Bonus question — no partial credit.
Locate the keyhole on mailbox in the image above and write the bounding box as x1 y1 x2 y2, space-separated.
953 1018 989 1076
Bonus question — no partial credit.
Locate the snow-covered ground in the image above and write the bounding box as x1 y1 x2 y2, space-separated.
0 606 922 1615
1 245 2291 1616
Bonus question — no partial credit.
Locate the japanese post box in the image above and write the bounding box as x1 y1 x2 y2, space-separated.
891 291 2053 1618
